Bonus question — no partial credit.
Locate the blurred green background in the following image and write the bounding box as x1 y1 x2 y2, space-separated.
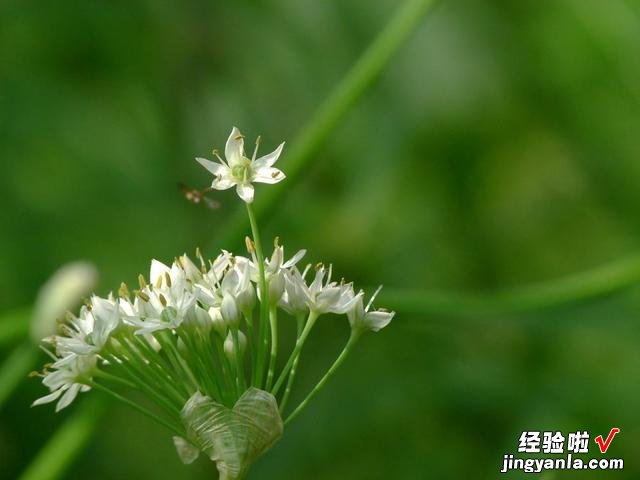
1 0 639 478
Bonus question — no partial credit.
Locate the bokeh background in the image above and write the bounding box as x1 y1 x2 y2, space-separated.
1 0 639 478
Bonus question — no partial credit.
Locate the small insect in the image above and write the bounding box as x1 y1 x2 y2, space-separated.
177 183 221 210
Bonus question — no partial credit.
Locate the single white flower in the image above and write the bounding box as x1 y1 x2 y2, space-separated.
291 264 361 315
347 286 395 335
196 126 285 203
32 354 95 411
278 266 309 316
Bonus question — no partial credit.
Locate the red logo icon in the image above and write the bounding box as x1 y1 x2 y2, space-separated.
595 428 620 454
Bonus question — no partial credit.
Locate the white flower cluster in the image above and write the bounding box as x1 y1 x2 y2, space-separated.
34 126 395 475
34 245 394 412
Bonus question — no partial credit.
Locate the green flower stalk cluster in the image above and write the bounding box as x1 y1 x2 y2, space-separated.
33 127 394 479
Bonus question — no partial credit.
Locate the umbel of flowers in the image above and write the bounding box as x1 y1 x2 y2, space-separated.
33 127 394 480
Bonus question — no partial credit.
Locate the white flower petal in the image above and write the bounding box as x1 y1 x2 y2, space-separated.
32 389 64 407
253 167 285 185
195 157 226 174
56 383 81 411
211 171 236 190
282 249 306 269
364 310 394 332
225 126 245 166
150 259 171 286
254 142 284 169
236 183 254 203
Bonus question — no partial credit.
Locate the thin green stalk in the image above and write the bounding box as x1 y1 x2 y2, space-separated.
19 396 108 480
215 0 438 250
272 311 318 396
0 342 39 410
246 202 270 388
0 308 30 349
279 313 305 412
284 332 359 426
243 312 257 386
265 305 278 391
105 359 182 416
177 329 221 399
231 327 246 391
156 332 200 393
90 381 183 436
212 331 236 405
384 253 640 317
112 339 188 404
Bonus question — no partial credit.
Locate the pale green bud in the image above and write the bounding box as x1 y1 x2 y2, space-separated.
221 293 239 329
208 307 226 337
223 330 246 361
268 272 285 304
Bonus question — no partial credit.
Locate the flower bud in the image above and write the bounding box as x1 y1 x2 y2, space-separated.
209 307 226 337
193 305 213 333
235 282 256 314
268 272 285 304
223 330 247 361
221 293 239 329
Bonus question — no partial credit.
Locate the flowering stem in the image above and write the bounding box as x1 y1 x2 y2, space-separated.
265 305 278 391
89 380 183 436
272 310 318 396
0 342 38 410
278 313 305 413
246 202 270 388
284 332 359 426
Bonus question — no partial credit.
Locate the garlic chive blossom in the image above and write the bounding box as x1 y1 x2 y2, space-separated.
196 126 285 203
33 127 394 479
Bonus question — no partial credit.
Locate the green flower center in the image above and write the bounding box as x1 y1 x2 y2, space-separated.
231 158 252 181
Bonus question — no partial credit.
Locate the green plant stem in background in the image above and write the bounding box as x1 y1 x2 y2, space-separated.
19 397 108 480
0 342 39 409
0 308 30 348
385 253 640 317
246 202 270 389
215 0 438 249
284 332 359 426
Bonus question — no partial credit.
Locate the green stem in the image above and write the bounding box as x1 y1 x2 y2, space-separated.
284 332 359 426
0 308 31 349
231 327 246 392
243 312 257 386
265 305 278 391
384 253 640 317
90 381 183 436
215 0 438 250
0 342 38 410
279 313 305 412
246 202 270 389
272 311 318 396
19 396 108 480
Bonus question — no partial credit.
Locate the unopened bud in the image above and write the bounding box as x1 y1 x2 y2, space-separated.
223 330 246 361
209 307 226 337
268 272 285 304
221 292 239 329
193 305 212 332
